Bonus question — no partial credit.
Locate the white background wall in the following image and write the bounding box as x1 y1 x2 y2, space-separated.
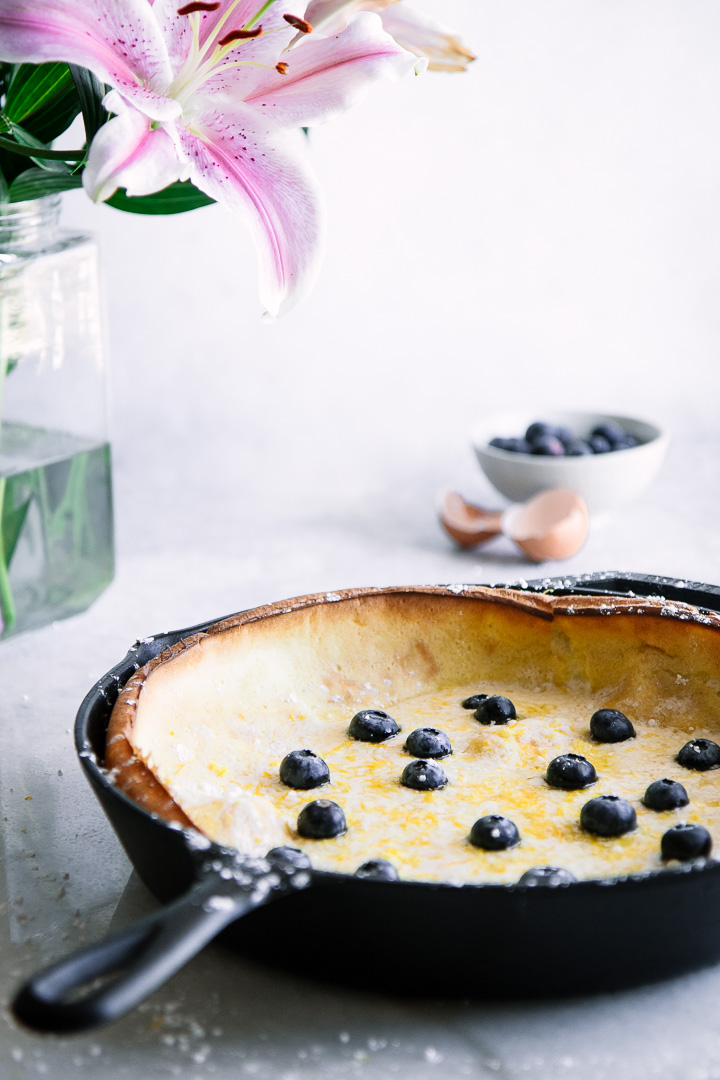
58 0 720 580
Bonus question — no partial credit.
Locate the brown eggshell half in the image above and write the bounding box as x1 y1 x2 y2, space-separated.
501 488 589 561
439 492 503 548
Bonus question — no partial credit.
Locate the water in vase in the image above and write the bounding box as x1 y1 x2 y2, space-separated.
0 423 114 638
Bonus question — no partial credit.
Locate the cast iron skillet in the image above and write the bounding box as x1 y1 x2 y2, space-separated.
12 572 720 1034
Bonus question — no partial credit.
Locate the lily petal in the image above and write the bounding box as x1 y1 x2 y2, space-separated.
175 104 325 317
244 12 422 130
0 0 178 121
304 0 396 36
379 6 475 72
305 1 475 72
83 109 186 203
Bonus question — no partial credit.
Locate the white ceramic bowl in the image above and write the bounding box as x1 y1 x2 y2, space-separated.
472 410 669 516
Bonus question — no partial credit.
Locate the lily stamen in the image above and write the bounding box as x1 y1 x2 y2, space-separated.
275 61 288 74
177 2 220 14
283 14 312 33
218 27 263 44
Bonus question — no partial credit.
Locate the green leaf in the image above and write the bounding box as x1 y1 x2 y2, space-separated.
8 167 83 201
68 65 108 144
4 63 81 144
0 478 32 569
106 181 215 215
0 169 8 203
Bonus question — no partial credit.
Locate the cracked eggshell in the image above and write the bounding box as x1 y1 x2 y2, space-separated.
502 488 589 562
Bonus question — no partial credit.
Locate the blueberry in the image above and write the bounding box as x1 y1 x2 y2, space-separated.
613 433 638 450
404 727 452 759
279 750 330 790
518 866 577 887
473 695 516 725
591 421 627 446
545 753 597 790
461 693 488 709
590 708 636 743
349 709 399 743
505 437 533 454
266 846 312 871
677 738 720 771
525 422 557 443
563 439 593 456
469 814 520 851
580 795 637 837
488 436 531 453
530 435 565 456
661 823 712 861
354 859 399 881
297 799 346 839
643 778 689 811
589 435 612 454
401 759 447 791
553 426 576 446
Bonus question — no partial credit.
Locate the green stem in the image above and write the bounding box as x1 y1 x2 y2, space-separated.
0 477 16 633
0 135 85 161
31 463 51 559
42 452 92 566
69 453 89 555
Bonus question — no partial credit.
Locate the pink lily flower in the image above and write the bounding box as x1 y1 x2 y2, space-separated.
305 1 475 73
0 0 420 316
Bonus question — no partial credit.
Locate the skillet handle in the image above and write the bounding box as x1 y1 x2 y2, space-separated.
12 851 309 1034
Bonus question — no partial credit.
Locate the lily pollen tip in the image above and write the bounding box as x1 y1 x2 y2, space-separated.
218 27 263 44
283 14 313 33
177 1 220 14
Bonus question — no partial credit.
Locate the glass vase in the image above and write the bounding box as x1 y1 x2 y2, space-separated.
0 194 114 639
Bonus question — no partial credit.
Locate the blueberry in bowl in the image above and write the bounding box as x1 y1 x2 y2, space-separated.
530 435 565 457
472 410 668 515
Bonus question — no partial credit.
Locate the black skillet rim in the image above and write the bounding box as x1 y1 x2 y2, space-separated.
75 570 720 895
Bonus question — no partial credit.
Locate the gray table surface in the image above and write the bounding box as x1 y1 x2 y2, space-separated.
1 426 719 1080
